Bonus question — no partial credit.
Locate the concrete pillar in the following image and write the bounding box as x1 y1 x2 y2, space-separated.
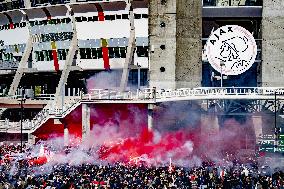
201 113 219 134
261 0 284 86
64 124 69 147
149 0 177 89
82 104 91 142
149 0 202 89
176 0 202 88
28 133 36 145
147 104 154 131
252 115 263 142
24 0 31 8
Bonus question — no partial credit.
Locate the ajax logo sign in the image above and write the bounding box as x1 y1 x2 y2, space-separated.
205 25 257 75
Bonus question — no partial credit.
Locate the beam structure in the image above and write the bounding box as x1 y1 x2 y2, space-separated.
0 10 32 117
82 104 90 142
64 124 69 147
54 5 78 110
120 2 136 92
147 104 154 131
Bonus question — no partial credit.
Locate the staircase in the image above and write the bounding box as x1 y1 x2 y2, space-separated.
29 96 82 133
28 29 78 132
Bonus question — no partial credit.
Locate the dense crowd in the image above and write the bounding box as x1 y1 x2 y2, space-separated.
0 144 284 189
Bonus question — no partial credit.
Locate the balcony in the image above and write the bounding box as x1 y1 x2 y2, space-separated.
203 0 262 6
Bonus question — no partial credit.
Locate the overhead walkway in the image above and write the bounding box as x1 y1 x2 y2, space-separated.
0 87 284 134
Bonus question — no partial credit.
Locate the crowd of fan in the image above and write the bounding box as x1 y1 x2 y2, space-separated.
0 144 284 189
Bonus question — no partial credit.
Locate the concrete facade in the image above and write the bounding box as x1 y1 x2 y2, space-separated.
261 0 284 87
176 0 202 88
149 0 202 89
149 0 177 89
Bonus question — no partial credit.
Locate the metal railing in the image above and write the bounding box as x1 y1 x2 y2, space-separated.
1 87 284 133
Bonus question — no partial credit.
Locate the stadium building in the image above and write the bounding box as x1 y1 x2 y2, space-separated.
0 0 283 154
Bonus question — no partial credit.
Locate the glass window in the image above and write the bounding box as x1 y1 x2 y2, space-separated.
108 47 114 58
142 14 148 18
80 48 86 59
114 47 120 58
62 49 67 60
75 17 82 22
88 17 94 22
0 50 3 60
66 18 71 23
50 50 54 61
116 14 121 19
34 51 39 61
57 49 63 60
134 14 141 19
105 15 111 20
82 17 87 22
86 48 92 59
40 51 44 61
91 48 98 59
97 48 103 59
122 14 129 19
20 22 26 28
136 46 148 57
14 23 19 28
110 15 115 21
93 16 98 21
120 47 126 58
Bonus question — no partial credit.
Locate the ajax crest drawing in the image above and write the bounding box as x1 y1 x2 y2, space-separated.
205 25 257 75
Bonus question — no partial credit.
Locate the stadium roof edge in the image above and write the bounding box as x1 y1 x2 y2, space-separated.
0 0 148 15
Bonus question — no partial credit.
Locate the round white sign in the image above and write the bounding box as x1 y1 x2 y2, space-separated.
205 25 257 75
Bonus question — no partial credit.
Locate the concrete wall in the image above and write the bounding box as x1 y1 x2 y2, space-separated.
176 0 202 88
149 0 202 89
149 0 177 89
261 0 284 86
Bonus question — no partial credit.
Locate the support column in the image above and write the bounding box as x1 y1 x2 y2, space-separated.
261 0 284 86
149 0 177 89
252 115 263 143
54 5 78 109
176 0 202 88
148 104 154 131
149 0 202 89
201 112 219 134
82 104 91 142
64 124 69 147
120 3 135 91
28 133 36 145
24 0 31 8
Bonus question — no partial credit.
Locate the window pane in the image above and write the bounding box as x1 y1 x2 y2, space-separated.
97 48 103 59
92 48 98 59
120 47 126 58
80 48 86 59
109 47 114 58
86 48 91 59
122 14 129 19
